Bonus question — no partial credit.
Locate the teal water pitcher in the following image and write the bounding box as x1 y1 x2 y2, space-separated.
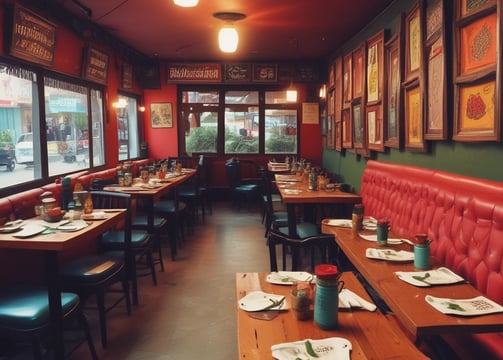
314 264 342 330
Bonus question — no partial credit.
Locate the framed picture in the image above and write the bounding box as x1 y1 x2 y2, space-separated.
342 108 353 148
366 30 385 105
328 61 335 89
366 105 384 152
122 63 133 89
352 43 365 100
224 63 251 82
453 79 498 141
425 35 447 140
458 0 496 19
343 52 353 109
384 29 403 149
404 81 426 151
150 102 173 128
352 102 365 149
335 120 343 152
405 3 422 81
426 0 443 40
82 46 110 85
458 12 497 77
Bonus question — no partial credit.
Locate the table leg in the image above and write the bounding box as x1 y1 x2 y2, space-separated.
45 250 64 360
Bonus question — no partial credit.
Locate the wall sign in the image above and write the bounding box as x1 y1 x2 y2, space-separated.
9 4 57 66
167 63 222 83
82 46 109 85
224 63 251 82
122 63 133 89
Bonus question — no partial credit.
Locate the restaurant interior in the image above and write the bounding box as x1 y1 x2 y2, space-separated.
1 0 503 359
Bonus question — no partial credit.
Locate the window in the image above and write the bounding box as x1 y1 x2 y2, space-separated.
178 87 298 156
116 94 141 161
0 62 106 190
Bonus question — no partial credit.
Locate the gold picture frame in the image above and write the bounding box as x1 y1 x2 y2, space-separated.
150 102 173 128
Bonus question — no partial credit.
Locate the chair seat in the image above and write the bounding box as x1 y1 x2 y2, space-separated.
236 184 258 192
0 289 79 330
154 200 187 213
61 255 125 284
133 215 168 228
278 222 320 238
101 230 150 249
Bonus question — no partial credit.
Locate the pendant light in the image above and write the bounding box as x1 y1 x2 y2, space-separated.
213 12 246 53
173 0 199 7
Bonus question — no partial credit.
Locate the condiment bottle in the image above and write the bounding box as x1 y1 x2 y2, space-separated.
314 264 342 329
84 192 94 214
352 203 364 230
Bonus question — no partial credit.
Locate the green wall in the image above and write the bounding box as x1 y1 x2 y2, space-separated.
322 0 503 193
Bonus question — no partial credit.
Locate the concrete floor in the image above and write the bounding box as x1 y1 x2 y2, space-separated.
72 200 269 359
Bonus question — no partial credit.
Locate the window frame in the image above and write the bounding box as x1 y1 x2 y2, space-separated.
177 85 300 156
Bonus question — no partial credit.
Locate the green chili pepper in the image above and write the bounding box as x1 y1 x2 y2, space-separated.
305 340 319 358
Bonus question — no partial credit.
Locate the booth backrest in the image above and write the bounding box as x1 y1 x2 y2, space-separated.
361 160 503 303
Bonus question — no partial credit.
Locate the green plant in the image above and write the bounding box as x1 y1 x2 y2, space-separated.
186 126 217 152
265 134 296 153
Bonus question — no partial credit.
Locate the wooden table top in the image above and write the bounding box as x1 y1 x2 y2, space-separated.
0 210 126 252
274 174 362 205
236 271 427 360
321 222 503 339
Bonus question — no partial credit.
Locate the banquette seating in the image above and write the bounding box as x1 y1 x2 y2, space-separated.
360 160 503 359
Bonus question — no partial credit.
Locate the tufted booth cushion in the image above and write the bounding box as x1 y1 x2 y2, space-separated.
360 160 503 358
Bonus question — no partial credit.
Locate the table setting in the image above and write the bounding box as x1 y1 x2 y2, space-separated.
271 337 352 360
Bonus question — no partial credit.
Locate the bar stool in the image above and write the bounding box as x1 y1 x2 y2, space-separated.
0 288 98 359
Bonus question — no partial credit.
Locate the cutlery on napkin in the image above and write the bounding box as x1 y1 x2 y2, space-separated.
339 289 377 311
271 337 352 360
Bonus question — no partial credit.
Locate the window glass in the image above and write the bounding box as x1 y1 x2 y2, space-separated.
183 109 218 153
117 94 140 161
91 89 105 166
265 91 290 104
224 106 259 154
264 109 297 154
44 77 90 176
182 90 219 103
0 65 39 187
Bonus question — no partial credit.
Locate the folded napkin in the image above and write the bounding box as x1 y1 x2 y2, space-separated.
272 337 351 360
339 289 377 311
359 234 404 245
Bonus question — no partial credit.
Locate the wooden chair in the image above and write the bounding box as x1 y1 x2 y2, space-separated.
61 191 134 348
225 158 259 211
0 288 98 359
267 227 335 272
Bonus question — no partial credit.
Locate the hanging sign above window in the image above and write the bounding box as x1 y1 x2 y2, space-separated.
8 4 57 66
167 63 222 83
82 46 110 85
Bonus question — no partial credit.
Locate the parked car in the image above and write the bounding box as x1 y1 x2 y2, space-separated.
15 133 33 165
15 133 60 165
0 142 16 171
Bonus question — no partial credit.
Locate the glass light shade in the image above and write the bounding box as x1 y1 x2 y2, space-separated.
173 0 199 7
286 89 298 102
218 26 239 53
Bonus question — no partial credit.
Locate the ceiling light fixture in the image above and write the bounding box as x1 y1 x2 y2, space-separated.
213 12 246 53
173 0 199 7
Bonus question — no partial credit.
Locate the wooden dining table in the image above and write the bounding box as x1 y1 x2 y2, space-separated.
236 271 428 359
321 222 503 344
0 210 126 360
274 173 362 237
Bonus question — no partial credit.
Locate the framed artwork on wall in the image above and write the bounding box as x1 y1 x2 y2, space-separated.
366 105 384 152
404 80 426 151
352 102 365 149
352 44 365 100
454 79 497 141
342 108 353 148
343 52 353 109
453 0 499 141
334 56 343 151
150 102 173 128
335 120 343 152
425 0 447 140
404 2 423 81
366 31 384 105
384 29 403 149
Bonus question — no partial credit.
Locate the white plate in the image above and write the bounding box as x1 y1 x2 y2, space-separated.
283 189 302 195
324 219 352 228
365 248 414 262
426 295 503 316
13 224 46 238
395 267 464 287
266 271 313 285
81 212 107 220
0 220 24 233
238 291 288 312
359 233 404 245
271 337 352 360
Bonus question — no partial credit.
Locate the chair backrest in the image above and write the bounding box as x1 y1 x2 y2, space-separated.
225 159 241 188
90 190 132 242
267 228 335 272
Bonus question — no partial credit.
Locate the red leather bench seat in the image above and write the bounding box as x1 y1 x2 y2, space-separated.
360 160 503 359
